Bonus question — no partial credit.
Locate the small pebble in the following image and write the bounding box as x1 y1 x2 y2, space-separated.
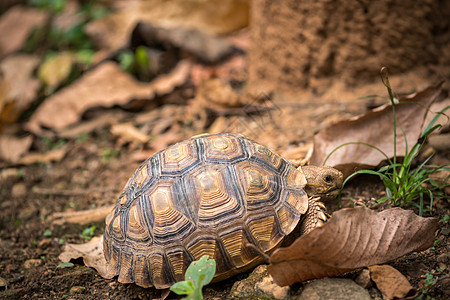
70 286 87 294
24 259 42 269
354 268 372 288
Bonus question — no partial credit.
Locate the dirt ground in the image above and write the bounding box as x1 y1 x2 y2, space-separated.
0 78 449 299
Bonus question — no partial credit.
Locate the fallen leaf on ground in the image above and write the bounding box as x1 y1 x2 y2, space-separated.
110 122 150 144
136 22 236 63
49 205 114 226
86 0 248 54
368 264 416 299
0 6 48 59
0 134 33 163
17 146 68 165
38 52 74 89
58 236 114 279
310 83 442 177
27 60 191 134
268 207 439 286
0 54 41 126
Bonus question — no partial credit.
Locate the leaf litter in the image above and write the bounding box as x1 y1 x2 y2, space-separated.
27 60 191 134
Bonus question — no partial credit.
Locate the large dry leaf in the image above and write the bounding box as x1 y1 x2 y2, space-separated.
368 265 416 299
58 236 115 279
310 83 442 177
86 0 248 54
0 6 48 59
0 54 41 125
136 23 236 64
268 207 439 287
27 60 190 134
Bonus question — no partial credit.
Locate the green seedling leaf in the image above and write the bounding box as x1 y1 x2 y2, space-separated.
43 229 52 237
57 262 74 268
170 280 195 295
185 255 216 287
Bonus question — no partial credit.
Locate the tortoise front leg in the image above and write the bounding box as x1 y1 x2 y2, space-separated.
299 197 329 235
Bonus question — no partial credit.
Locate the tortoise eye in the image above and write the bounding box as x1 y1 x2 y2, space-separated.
324 175 332 183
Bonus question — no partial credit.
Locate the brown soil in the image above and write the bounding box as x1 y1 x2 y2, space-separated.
248 0 450 102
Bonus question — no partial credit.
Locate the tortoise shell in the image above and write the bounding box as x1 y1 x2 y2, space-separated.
103 133 309 288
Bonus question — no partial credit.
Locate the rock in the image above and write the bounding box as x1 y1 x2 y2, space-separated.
354 269 372 289
12 182 27 198
230 265 290 299
256 276 289 299
23 259 41 269
69 286 87 294
437 252 449 264
438 276 450 295
299 278 370 300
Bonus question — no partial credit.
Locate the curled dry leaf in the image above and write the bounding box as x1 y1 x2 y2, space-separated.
86 0 248 54
310 83 442 177
0 6 48 59
27 60 190 134
368 265 416 299
58 236 115 279
0 54 41 126
17 146 68 165
268 207 439 287
110 122 150 144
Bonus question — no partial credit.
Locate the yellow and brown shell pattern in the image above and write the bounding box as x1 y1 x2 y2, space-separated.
103 133 309 288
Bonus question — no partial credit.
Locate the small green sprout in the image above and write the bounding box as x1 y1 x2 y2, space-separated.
43 229 52 237
170 255 216 300
440 214 449 224
57 262 74 268
101 147 120 163
80 226 96 240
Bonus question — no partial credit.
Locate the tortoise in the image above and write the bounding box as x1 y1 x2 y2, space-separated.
103 133 343 289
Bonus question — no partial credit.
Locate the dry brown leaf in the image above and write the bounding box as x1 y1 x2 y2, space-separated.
0 6 48 59
310 83 442 177
38 52 74 89
58 236 115 279
86 0 248 54
0 134 33 163
27 60 190 134
17 146 68 165
49 205 114 226
136 23 236 63
268 207 439 287
368 265 416 299
0 54 41 126
110 122 150 143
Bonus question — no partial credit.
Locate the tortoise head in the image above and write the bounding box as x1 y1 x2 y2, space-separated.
301 165 343 201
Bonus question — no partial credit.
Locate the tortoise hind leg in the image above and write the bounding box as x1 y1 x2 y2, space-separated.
299 197 329 235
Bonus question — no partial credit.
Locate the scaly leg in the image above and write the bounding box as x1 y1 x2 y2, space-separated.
299 197 329 235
